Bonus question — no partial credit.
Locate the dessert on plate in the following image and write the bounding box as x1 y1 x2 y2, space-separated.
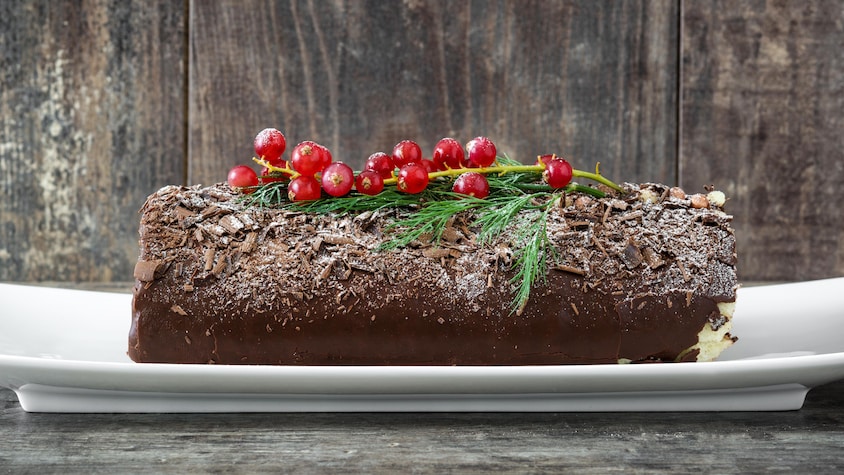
129 130 737 365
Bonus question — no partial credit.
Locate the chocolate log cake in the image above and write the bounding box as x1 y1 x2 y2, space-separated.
129 181 737 365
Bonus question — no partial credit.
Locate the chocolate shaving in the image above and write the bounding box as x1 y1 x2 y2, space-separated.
175 206 196 227
205 223 227 236
621 239 643 269
591 235 609 258
299 252 311 272
677 260 692 282
441 226 463 243
219 215 245 234
320 234 355 245
200 205 225 219
212 253 229 276
609 199 629 211
350 263 375 273
312 236 324 251
641 247 665 269
340 261 353 280
553 264 587 276
422 248 453 259
170 305 188 316
602 205 612 224
204 248 216 271
616 210 643 222
318 259 335 280
567 220 591 229
240 232 258 253
134 259 167 282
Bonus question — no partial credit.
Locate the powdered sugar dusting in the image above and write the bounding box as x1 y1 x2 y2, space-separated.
135 182 737 322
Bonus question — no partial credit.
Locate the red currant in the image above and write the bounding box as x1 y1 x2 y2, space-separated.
364 152 395 179
253 128 287 165
466 136 497 168
420 158 438 173
227 165 259 193
432 137 466 170
396 164 429 194
392 140 423 168
355 170 385 195
287 175 322 201
543 158 573 188
452 172 490 199
260 165 290 184
315 143 333 164
291 141 332 176
321 162 354 197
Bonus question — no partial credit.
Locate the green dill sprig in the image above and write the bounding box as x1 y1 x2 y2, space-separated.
474 193 543 244
508 196 560 315
378 187 588 314
378 192 486 250
245 181 289 208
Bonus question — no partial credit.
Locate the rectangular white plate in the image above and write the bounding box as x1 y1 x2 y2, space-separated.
1 279 843 413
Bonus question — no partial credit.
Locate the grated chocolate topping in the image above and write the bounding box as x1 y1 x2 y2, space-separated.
130 182 738 365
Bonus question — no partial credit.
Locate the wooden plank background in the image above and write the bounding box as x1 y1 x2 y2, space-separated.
0 0 186 282
681 0 844 282
1 0 843 284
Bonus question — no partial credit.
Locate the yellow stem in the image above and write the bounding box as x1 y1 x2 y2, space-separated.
254 156 624 192
382 163 544 185
253 157 300 179
383 161 624 192
572 170 625 192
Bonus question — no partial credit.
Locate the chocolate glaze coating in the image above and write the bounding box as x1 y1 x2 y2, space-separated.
129 183 737 365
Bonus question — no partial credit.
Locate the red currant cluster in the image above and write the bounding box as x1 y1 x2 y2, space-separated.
227 128 576 202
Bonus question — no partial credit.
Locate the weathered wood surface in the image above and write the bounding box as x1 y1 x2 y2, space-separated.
1 0 844 283
681 1 844 281
0 0 186 282
2 380 843 473
188 0 678 184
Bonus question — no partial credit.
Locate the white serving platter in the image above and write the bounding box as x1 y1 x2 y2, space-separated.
1 279 843 413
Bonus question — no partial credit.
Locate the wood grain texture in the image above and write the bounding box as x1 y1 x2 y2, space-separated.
4 0 844 284
2 380 844 472
0 0 186 282
188 0 678 185
681 0 844 281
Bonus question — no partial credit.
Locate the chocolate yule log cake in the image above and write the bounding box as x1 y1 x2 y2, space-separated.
129 130 737 365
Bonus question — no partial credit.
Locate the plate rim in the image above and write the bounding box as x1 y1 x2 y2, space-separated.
3 350 844 396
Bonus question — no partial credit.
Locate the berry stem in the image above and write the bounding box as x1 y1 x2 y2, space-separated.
382 164 540 185
572 168 624 193
254 157 300 179
255 156 624 193
383 160 624 192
